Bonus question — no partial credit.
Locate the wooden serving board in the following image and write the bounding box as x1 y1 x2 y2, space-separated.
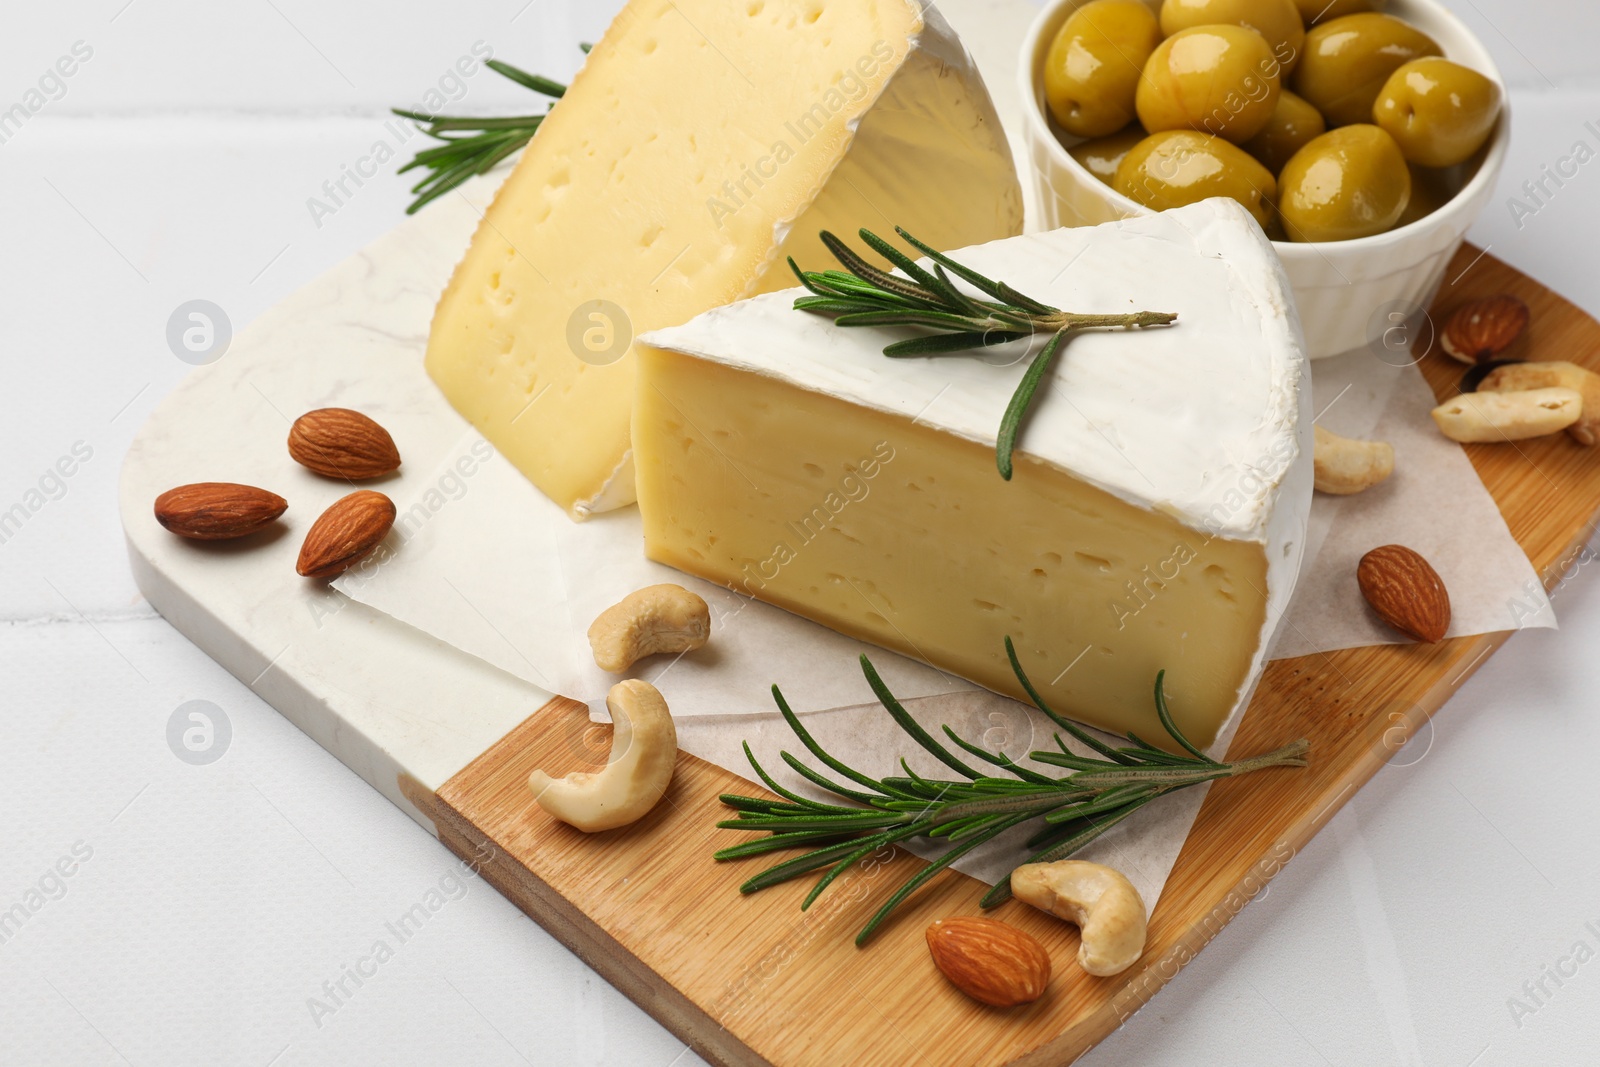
120 222 1600 1065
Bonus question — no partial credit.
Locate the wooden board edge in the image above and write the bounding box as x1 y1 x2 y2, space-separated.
1020 624 1518 1063
399 706 768 1067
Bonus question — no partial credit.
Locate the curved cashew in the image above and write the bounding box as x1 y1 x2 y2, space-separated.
1010 860 1147 977
1431 387 1583 443
1479 361 1600 446
588 584 711 673
1313 425 1395 495
527 680 677 832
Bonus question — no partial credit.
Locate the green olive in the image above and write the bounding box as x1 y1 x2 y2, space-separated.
1069 124 1152 185
1241 89 1326 173
1372 57 1501 167
1136 25 1282 144
1114 129 1278 227
1044 0 1165 139
1293 13 1439 127
1277 124 1410 241
1158 0 1306 75
1292 0 1383 24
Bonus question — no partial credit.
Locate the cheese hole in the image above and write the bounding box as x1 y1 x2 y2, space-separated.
1075 551 1113 573
803 462 825 477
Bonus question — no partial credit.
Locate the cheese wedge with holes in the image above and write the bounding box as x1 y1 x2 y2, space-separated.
633 200 1311 750
425 0 1022 519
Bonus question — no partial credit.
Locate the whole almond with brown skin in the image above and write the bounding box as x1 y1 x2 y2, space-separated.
154 483 287 540
1357 545 1452 644
297 490 396 579
1440 295 1529 365
925 917 1051 1008
288 408 401 480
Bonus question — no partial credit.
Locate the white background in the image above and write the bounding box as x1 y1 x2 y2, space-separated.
2 1 1599 1064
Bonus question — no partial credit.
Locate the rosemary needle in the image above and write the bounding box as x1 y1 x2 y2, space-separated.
714 638 1308 946
789 229 1177 480
392 51 587 214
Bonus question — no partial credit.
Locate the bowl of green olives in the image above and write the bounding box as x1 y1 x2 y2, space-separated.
1018 0 1509 359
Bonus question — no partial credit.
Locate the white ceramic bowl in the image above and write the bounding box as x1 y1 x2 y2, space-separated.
1017 0 1510 359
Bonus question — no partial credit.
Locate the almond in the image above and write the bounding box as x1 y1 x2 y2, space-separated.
1357 545 1452 644
288 408 401 480
296 490 396 579
1440 295 1529 365
154 482 287 540
925 916 1051 1008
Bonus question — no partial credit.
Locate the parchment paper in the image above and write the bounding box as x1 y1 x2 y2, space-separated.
1273 350 1555 657
334 440 976 720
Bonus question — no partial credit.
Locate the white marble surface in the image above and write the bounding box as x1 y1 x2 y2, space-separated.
4 1 1600 1064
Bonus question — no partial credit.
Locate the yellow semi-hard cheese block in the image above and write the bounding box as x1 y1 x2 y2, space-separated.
425 0 1021 519
633 201 1311 749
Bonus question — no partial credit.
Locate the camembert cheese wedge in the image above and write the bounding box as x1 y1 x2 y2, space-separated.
633 200 1311 750
425 0 1022 519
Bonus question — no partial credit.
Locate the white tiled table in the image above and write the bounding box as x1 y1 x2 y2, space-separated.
3 2 1599 1063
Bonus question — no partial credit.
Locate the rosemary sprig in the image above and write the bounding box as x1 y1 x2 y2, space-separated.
789 230 1177 479
714 638 1308 946
393 48 589 214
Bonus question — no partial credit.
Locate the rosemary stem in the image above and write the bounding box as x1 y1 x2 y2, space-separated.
716 648 1308 945
1046 310 1179 332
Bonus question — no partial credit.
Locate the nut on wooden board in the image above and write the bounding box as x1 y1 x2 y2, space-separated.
1478 360 1600 446
925 916 1051 1008
1440 294 1529 365
1431 387 1583 443
527 679 677 832
1010 860 1147 977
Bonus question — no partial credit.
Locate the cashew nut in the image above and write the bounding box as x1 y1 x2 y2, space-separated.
1010 860 1146 977
1479 361 1600 446
588 584 711 673
1313 425 1395 495
1431 387 1583 443
527 679 677 832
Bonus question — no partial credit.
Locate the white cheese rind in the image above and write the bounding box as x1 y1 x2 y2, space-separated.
640 199 1312 741
644 199 1306 545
